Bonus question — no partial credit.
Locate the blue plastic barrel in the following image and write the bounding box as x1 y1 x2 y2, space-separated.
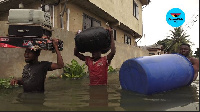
119 54 194 95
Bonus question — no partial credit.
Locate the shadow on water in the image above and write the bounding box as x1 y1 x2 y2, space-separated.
0 72 199 111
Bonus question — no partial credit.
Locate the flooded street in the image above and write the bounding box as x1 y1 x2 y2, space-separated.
0 72 199 111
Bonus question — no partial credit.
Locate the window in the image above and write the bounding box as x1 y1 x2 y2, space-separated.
124 34 131 45
83 13 101 30
113 29 117 40
133 0 139 19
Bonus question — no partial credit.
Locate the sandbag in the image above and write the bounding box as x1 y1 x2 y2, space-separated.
74 27 111 54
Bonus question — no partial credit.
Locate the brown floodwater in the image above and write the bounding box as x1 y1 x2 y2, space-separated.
0 72 199 111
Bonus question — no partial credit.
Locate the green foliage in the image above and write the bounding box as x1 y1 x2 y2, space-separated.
48 74 59 79
157 26 193 54
62 59 87 79
0 76 18 89
157 38 172 51
108 65 116 73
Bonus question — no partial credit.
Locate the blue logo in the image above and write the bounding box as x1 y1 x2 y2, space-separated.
166 8 185 27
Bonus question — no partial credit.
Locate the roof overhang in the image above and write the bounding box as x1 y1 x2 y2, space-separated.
118 22 141 39
0 0 143 39
70 0 141 39
69 0 118 23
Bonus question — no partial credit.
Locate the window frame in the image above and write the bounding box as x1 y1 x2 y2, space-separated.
133 0 139 19
124 34 131 45
113 29 117 41
82 13 101 30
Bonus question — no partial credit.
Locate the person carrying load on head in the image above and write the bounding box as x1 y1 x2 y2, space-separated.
74 26 116 85
10 38 64 93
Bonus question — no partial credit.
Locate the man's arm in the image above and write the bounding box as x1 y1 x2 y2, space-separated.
74 47 86 61
190 57 199 81
107 27 116 65
10 78 23 85
51 38 64 70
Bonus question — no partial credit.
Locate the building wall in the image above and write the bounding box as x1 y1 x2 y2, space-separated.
115 28 125 44
89 0 143 36
0 0 148 78
0 21 149 78
148 49 162 56
0 0 142 46
0 12 8 21
54 2 136 45
0 1 41 21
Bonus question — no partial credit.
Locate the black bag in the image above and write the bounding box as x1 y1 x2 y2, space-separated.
8 25 52 37
75 26 111 54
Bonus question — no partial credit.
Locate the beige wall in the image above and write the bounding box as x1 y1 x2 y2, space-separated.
0 21 148 78
89 0 143 36
115 27 136 46
57 2 137 45
55 3 108 34
115 27 125 44
0 0 148 78
54 2 136 45
0 1 41 21
111 42 149 68
148 49 162 56
0 0 141 46
0 12 9 21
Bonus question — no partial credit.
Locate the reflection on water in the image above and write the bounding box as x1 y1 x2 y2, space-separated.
89 86 108 107
120 84 199 111
0 72 199 111
16 92 45 104
14 92 50 111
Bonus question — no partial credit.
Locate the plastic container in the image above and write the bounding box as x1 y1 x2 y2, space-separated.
8 9 44 24
119 54 194 95
74 26 111 54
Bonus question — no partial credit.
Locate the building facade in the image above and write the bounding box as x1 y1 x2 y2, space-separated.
0 0 150 46
0 0 150 78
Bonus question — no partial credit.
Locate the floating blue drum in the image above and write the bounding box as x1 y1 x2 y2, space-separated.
119 54 194 95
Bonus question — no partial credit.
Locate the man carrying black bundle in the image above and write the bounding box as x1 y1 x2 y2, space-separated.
10 38 64 92
74 27 116 85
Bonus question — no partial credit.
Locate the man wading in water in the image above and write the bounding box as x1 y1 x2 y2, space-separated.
74 27 116 85
10 38 64 92
179 43 199 81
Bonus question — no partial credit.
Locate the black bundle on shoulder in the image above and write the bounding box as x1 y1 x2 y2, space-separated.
75 26 111 54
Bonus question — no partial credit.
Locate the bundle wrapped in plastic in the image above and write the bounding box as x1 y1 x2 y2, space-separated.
75 26 111 54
